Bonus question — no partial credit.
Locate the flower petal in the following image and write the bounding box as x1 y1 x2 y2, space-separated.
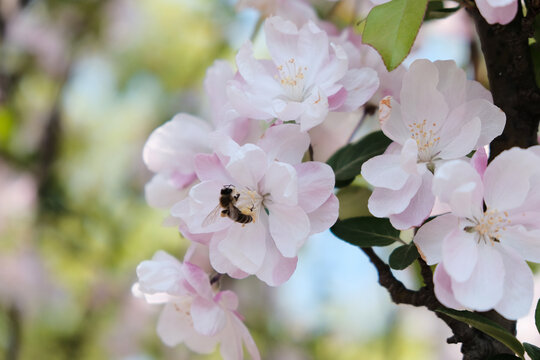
442 230 478 282
261 161 298 206
368 173 422 218
476 0 518 25
361 154 409 190
307 193 339 234
414 214 459 265
500 226 540 263
257 124 310 165
494 247 534 320
296 162 335 213
268 203 310 257
191 297 227 336
256 235 298 286
433 264 465 310
452 244 504 311
218 222 267 273
379 96 410 144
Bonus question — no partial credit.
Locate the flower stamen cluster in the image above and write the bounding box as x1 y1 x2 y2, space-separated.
464 209 511 245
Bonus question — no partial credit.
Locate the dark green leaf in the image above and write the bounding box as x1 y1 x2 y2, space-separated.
326 131 391 186
362 0 429 71
331 217 400 247
535 298 540 334
524 343 540 360
437 309 525 359
389 242 419 270
424 1 460 21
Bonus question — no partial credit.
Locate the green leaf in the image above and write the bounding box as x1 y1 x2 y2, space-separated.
326 131 392 186
362 0 429 71
524 343 540 360
436 308 525 359
336 186 371 220
424 1 460 20
331 217 400 247
535 298 540 334
389 242 419 270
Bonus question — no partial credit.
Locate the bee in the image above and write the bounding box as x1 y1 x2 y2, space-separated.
202 185 255 227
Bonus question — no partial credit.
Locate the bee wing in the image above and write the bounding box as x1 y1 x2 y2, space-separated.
202 204 222 228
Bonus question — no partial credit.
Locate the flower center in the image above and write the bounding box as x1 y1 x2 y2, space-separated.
235 188 264 219
277 58 308 102
464 209 511 245
408 119 440 163
173 296 194 326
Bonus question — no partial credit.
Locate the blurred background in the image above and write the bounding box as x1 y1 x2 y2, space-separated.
0 0 538 359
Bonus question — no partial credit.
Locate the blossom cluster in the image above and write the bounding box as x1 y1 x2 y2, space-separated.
136 0 535 358
134 7 397 357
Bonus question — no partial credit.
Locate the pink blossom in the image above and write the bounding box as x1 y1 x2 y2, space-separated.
236 0 318 26
171 124 338 285
361 59 505 230
476 0 517 25
144 61 263 209
415 147 540 319
227 16 378 131
135 250 260 360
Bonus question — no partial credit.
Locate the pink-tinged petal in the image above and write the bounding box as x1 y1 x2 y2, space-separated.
389 172 435 230
432 60 467 110
500 226 540 263
361 154 409 190
204 60 235 124
156 303 194 347
442 230 478 282
299 21 332 77
433 264 465 310
438 117 481 159
144 174 191 209
235 42 282 95
452 244 505 311
337 67 379 112
328 87 348 110
309 42 346 94
182 262 213 299
178 221 212 246
218 222 267 273
465 79 492 102
256 236 298 286
400 139 419 174
295 162 335 213
264 16 302 66
268 203 310 257
432 160 483 218
143 113 212 173
400 59 449 129
215 290 239 311
299 87 329 131
494 247 534 320
472 147 488 178
414 214 459 265
476 0 517 25
484 148 540 211
226 144 268 189
368 174 422 218
257 124 310 165
191 297 227 336
136 251 184 295
379 96 410 144
273 99 306 121
220 315 261 360
209 231 250 279
184 243 212 273
261 162 298 206
307 194 339 234
227 80 275 120
308 111 359 162
194 153 233 184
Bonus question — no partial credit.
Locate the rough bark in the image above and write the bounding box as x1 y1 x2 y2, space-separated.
468 6 540 159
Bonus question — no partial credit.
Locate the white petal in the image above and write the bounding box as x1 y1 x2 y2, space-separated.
414 214 459 265
438 117 481 159
368 174 422 217
484 148 540 211
433 60 467 110
218 222 267 274
268 203 310 257
500 226 540 263
494 247 534 320
191 297 227 336
452 244 504 311
261 162 298 206
296 162 335 213
256 236 298 286
226 144 268 189
307 194 339 234
433 264 465 310
145 174 191 209
389 172 435 230
379 96 410 144
257 124 310 165
442 230 478 282
361 154 409 190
